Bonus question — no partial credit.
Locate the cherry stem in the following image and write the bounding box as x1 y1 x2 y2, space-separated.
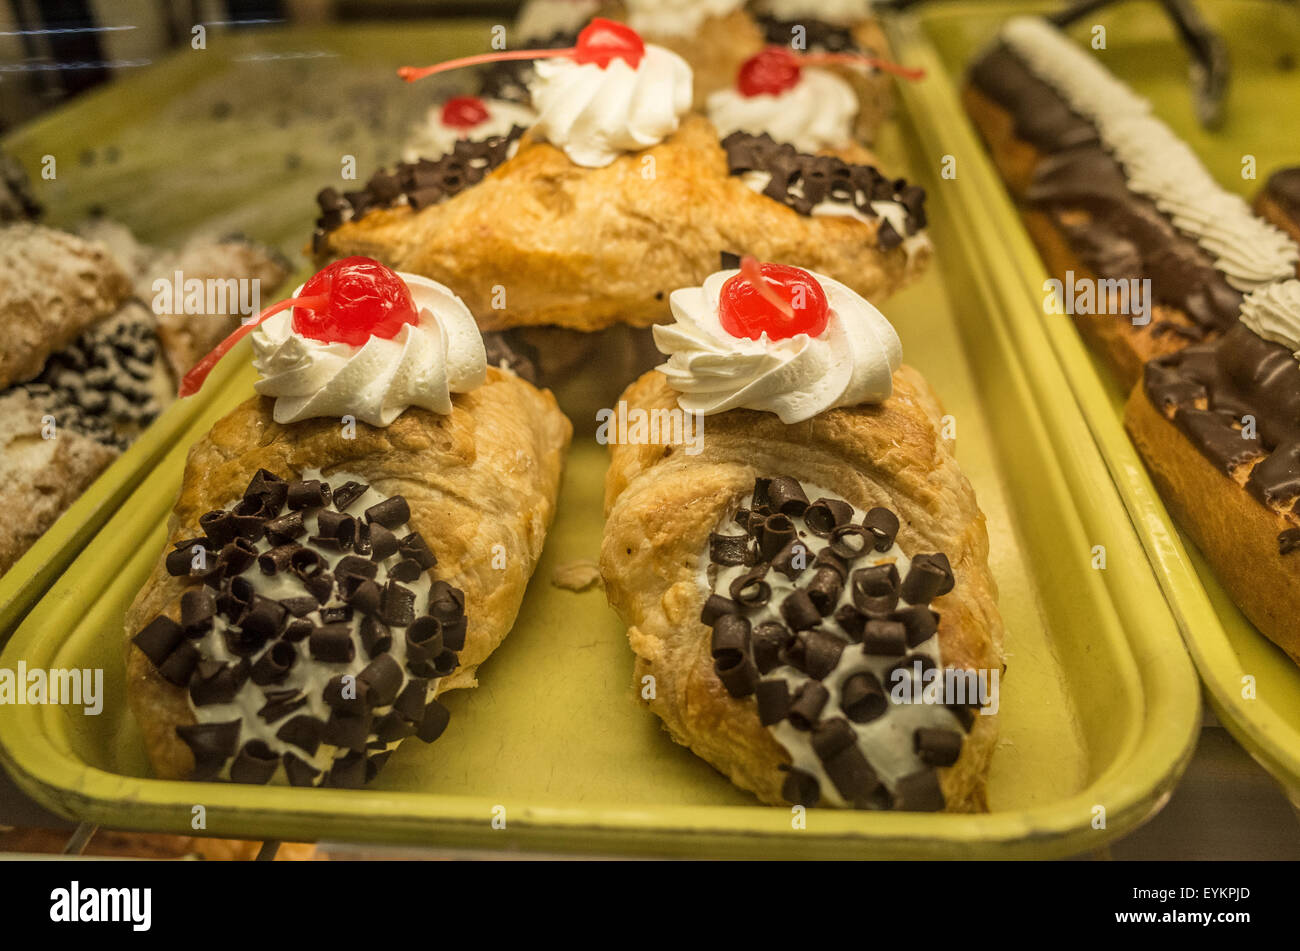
740 255 795 321
398 47 577 83
801 53 926 81
178 293 331 398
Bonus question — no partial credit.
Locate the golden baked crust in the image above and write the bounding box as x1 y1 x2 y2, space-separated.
1124 383 1300 663
0 390 119 576
315 116 929 333
599 368 1002 810
0 223 131 390
123 367 571 781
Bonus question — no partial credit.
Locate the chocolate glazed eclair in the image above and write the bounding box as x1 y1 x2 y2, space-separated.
600 262 1003 811
965 16 1298 388
125 259 570 788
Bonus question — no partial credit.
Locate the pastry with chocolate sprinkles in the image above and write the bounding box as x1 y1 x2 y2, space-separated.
311 115 929 333
601 363 1003 813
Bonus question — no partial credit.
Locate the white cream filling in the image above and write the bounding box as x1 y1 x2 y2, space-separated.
704 483 962 806
188 469 443 785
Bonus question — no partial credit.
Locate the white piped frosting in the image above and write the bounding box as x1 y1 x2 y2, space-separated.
251 272 486 426
1000 16 1299 292
757 0 873 25
526 43 692 167
1240 279 1300 359
625 0 745 37
708 68 858 152
402 98 536 163
654 267 901 423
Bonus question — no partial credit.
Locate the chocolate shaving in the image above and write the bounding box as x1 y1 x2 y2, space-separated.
752 621 794 674
265 511 306 545
326 752 367 789
862 619 907 656
398 532 437 570
804 498 853 536
863 507 900 551
709 532 751 566
833 604 868 641
914 727 963 767
1280 528 1300 555
365 495 410 530
361 616 392 658
788 681 830 730
417 698 451 743
332 481 369 511
394 678 428 723
323 674 369 714
758 513 796 561
283 752 321 787
380 580 416 626
286 479 330 510
158 642 200 686
841 671 888 723
895 768 945 812
900 553 954 605
323 710 372 752
309 623 355 663
714 649 759 698
258 688 308 724
405 616 444 667
767 477 809 516
388 558 423 583
133 615 184 667
230 740 279 784
190 658 251 706
176 720 240 780
700 593 741 625
258 543 300 575
369 523 398 561
795 629 844 680
756 679 790 726
780 767 821 807
358 654 403 707
805 565 844 615
729 564 772 607
892 605 939 647
779 589 821 631
249 640 296 685
828 525 872 560
374 711 417 743
851 562 900 615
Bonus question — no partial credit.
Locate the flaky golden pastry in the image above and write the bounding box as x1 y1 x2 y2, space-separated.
124 367 571 781
315 116 928 333
599 368 1003 810
0 223 131 390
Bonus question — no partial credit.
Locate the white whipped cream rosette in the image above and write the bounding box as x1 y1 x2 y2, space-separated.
251 272 486 426
624 0 746 37
707 67 858 152
1239 279 1300 359
654 267 902 423
526 42 693 167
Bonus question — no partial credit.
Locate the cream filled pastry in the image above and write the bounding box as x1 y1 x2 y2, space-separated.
403 96 536 164
125 257 571 787
602 260 1003 811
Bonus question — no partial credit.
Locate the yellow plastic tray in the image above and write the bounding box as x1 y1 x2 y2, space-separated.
910 0 1300 795
0 20 1200 857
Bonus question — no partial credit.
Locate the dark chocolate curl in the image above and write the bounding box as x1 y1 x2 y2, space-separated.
781 767 821 807
309 623 355 663
700 593 740 625
230 740 279 784
345 578 382 616
283 752 321 787
326 752 367 789
728 564 771 607
189 658 250 706
759 513 796 561
768 477 810 515
833 604 867 641
829 525 872 559
394 678 429 723
388 558 422 582
176 720 241 780
841 671 888 723
361 616 392 658
374 711 417 743
369 523 399 561
771 539 811 580
709 532 751 566
258 543 300 575
805 566 843 615
893 605 939 646
199 510 236 546
265 511 306 544
900 553 954 605
332 480 369 511
323 673 369 714
398 532 437 569
710 613 750 656
895 768 945 811
779 589 821 631
851 562 901 615
863 506 900 551
241 596 287 640
258 689 308 724
418 698 451 742
751 477 773 510
323 710 373 752
287 479 330 510
365 495 410 529
249 640 297 686
788 681 830 730
823 744 883 809
380 581 416 626
714 649 759 698
810 716 857 760
804 497 853 536
914 727 963 767
752 621 793 674
277 715 325 756
158 642 200 686
862 619 907 656
133 615 185 667
756 679 790 725
358 653 403 707
798 629 845 680
813 547 849 579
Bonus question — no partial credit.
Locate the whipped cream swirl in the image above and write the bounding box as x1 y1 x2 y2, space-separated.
708 68 858 152
252 272 486 426
1240 279 1300 359
654 268 901 422
625 0 745 36
1000 16 1299 292
402 98 536 163
757 0 873 24
527 43 692 167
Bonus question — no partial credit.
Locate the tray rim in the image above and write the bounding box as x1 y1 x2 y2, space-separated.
0 17 1202 858
909 0 1300 795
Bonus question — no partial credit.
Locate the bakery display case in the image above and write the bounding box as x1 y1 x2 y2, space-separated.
0 0 1297 876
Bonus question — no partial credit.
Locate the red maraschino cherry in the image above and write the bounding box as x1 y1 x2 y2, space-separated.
398 17 645 84
440 95 491 129
178 257 418 398
719 257 830 341
735 45 926 97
